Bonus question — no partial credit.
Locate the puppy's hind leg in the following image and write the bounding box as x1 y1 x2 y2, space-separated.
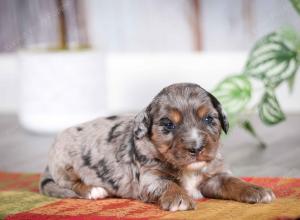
72 181 109 200
40 166 79 198
64 166 109 200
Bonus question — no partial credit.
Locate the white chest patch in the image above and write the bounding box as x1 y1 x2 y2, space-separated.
181 171 203 200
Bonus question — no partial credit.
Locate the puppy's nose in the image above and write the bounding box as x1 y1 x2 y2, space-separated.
188 142 204 155
193 144 204 153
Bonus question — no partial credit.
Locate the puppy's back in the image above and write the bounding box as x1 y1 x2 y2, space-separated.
44 115 135 194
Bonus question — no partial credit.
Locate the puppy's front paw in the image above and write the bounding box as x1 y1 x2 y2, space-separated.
239 185 276 204
159 192 195 211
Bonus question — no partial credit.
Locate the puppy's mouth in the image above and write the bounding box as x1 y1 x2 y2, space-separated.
185 152 216 171
186 161 207 171
188 144 213 161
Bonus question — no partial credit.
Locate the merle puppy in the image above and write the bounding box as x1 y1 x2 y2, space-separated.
40 83 275 211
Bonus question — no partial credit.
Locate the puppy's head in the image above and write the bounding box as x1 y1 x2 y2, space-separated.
134 83 228 169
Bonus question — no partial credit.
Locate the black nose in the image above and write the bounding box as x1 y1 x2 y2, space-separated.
196 145 204 152
189 145 204 155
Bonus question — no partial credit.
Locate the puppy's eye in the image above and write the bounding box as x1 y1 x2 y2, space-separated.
160 118 176 130
165 122 175 130
204 115 214 125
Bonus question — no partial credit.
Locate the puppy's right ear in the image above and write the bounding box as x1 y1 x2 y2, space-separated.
133 106 152 139
207 92 229 134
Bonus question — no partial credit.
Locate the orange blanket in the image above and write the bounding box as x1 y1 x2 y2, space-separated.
0 172 299 220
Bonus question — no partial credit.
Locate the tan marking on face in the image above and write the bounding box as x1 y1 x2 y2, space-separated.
169 108 182 124
151 128 171 154
151 128 160 144
197 105 210 118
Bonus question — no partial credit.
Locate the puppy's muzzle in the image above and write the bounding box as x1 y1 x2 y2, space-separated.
186 132 214 162
186 140 204 154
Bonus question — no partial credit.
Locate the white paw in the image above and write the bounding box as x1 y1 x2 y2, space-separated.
240 186 276 204
160 193 195 211
261 191 276 203
88 187 108 200
189 190 203 200
169 199 191 212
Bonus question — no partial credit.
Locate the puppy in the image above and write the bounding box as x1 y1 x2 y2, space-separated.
40 83 275 211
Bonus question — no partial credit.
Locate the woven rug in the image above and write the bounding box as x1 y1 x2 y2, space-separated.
0 172 299 220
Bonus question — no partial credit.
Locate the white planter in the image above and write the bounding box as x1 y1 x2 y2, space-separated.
18 50 107 133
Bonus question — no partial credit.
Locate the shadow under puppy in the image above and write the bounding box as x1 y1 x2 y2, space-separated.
40 83 275 211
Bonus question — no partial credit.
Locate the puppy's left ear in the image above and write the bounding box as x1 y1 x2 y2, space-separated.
207 92 229 134
133 105 152 139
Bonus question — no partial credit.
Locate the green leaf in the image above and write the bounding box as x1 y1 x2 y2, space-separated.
241 120 257 137
258 89 286 125
245 32 298 88
241 120 266 148
290 0 300 16
287 72 297 92
212 75 252 116
278 26 300 51
278 28 300 91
